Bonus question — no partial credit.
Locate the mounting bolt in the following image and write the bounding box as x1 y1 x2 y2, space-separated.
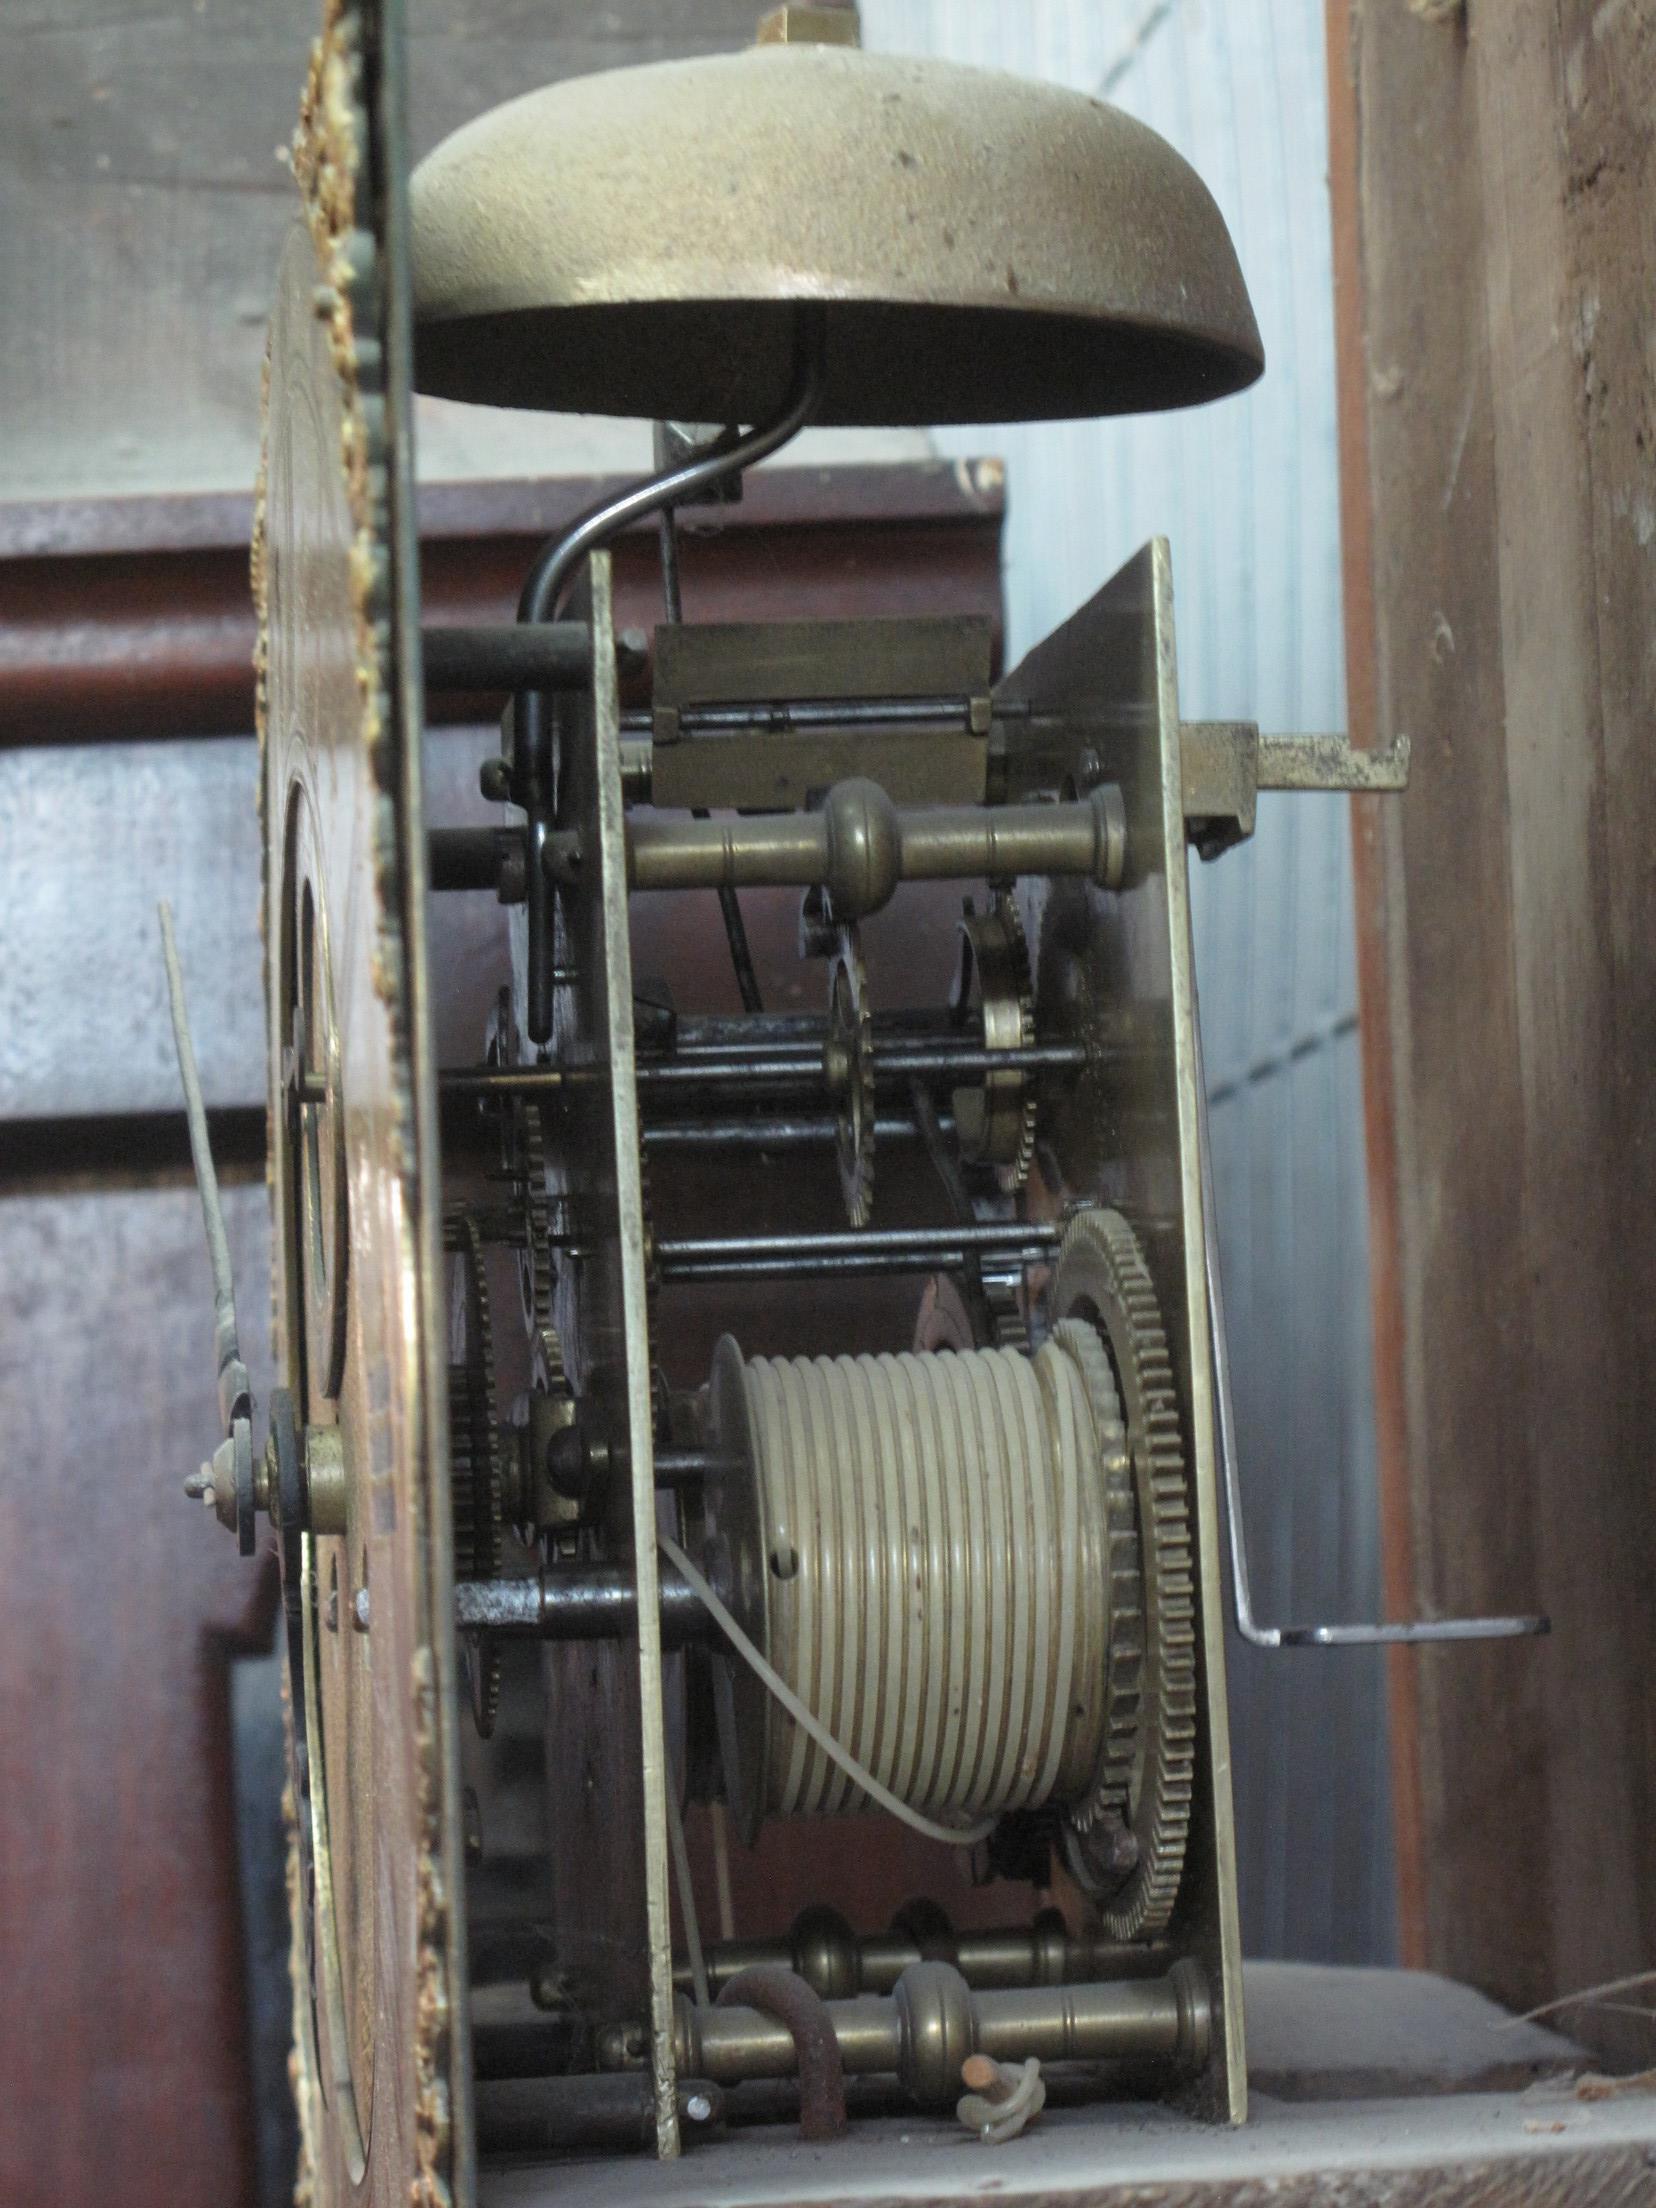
547 1424 611 1502
530 1960 569 2012
479 756 512 804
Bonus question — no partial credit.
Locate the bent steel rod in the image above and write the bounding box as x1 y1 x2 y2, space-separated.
516 317 826 1040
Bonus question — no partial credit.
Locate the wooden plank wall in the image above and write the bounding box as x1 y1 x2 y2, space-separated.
1329 0 1656 2063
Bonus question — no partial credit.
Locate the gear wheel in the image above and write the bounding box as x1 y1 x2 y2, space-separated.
951 893 1039 1192
445 1211 505 1738
484 989 563 1385
444 1211 504 1583
1051 1207 1196 1940
1048 1316 1144 1849
827 925 875 1227
513 1098 568 1395
463 1633 503 1741
912 1266 1030 1355
981 1264 1031 1352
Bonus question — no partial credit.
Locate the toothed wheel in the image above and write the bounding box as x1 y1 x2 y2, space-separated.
828 925 875 1227
514 1101 568 1393
950 893 1039 1191
981 1264 1031 1352
1048 1316 1145 1863
1052 1206 1196 1940
912 1266 1030 1355
445 1211 503 1584
484 989 563 1386
464 1633 503 1741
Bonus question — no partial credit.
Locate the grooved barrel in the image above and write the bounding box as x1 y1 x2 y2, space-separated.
726 1337 1115 1823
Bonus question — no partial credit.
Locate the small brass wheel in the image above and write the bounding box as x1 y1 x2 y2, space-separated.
950 893 1038 1190
826 924 875 1227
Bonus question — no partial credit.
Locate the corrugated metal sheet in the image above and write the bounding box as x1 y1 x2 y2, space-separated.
863 0 1396 1965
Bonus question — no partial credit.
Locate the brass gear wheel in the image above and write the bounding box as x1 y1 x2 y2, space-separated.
912 1266 1030 1355
465 1633 503 1742
1048 1316 1144 1847
444 1211 504 1584
951 893 1039 1192
828 924 875 1227
981 1263 1031 1352
1052 1206 1196 1940
445 1211 505 1739
514 1098 565 1393
484 989 562 1386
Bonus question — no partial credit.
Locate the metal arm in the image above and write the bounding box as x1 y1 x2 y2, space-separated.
514 310 826 1042
1189 959 1548 1648
159 902 249 1437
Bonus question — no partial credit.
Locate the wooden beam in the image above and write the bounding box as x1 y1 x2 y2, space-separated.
1331 0 1656 2066
0 462 1004 746
1324 0 1427 1976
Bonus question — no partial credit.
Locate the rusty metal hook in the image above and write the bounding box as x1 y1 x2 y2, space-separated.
715 1965 849 2141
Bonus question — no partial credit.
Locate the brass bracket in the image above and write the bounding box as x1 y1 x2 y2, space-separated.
756 4 861 46
1181 722 1411 858
650 616 994 810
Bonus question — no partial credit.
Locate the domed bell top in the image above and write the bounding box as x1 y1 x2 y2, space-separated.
409 43 1263 427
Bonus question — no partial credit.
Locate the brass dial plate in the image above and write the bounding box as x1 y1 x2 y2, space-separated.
257 2 467 2198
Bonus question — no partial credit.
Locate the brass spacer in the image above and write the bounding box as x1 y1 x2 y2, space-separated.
756 4 861 47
